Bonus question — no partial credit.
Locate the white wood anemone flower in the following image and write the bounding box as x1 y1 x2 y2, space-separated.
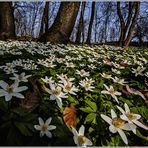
34 117 56 138
44 83 67 108
41 76 54 84
112 76 128 86
76 69 90 77
57 74 75 84
132 66 146 77
79 78 95 91
71 125 92 147
101 109 136 145
0 80 28 101
117 103 148 133
59 81 78 95
10 72 32 82
101 84 121 104
100 73 112 79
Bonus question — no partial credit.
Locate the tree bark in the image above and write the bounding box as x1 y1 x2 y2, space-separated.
117 2 140 48
38 2 80 44
75 2 86 44
117 2 125 46
124 2 140 48
86 2 95 44
0 2 15 39
39 2 49 37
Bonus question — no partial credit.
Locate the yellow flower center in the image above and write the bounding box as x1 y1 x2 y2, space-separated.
48 63 51 67
81 70 85 75
18 74 23 80
41 124 48 132
109 89 115 94
65 85 72 91
126 112 136 120
85 83 90 88
112 117 125 128
78 135 86 146
6 85 14 93
52 89 60 96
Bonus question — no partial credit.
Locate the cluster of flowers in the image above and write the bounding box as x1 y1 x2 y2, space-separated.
0 41 147 146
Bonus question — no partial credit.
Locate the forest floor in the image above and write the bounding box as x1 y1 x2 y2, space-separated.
0 41 147 146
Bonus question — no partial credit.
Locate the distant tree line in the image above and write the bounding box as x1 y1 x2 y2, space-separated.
0 1 147 48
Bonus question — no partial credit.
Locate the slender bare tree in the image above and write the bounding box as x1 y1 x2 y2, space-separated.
75 2 86 44
86 2 95 44
117 2 140 47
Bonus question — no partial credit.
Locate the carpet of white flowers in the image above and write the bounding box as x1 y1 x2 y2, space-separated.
0 41 147 146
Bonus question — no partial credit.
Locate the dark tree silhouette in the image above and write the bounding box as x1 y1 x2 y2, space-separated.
86 2 95 44
117 2 140 47
0 2 15 40
75 2 86 44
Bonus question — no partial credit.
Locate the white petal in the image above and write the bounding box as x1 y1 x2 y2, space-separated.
34 125 41 131
100 114 112 125
5 94 12 101
122 123 136 131
117 128 128 145
111 109 117 118
38 117 44 125
109 125 117 133
133 114 141 120
45 131 52 138
112 95 119 103
117 106 125 114
79 125 85 136
133 120 148 130
0 90 7 97
50 95 56 100
124 103 130 113
40 131 45 137
73 135 78 145
12 92 24 99
56 97 62 108
101 90 110 94
45 117 52 125
84 138 92 146
72 127 78 137
120 114 129 121
115 92 121 96
15 86 28 92
103 84 109 90
0 80 8 89
48 125 56 131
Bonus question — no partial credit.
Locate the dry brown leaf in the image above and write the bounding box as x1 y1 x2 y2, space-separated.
119 86 130 95
19 80 40 111
63 106 77 128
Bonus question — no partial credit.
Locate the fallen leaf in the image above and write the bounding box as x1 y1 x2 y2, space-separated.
19 80 40 111
63 106 77 128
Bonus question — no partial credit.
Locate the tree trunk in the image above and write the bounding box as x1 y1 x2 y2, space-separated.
124 2 140 48
75 2 86 44
86 2 95 44
117 2 125 46
123 2 134 41
38 2 80 44
39 2 49 37
0 2 15 40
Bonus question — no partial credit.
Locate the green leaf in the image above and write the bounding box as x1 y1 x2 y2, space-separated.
85 113 97 124
79 107 94 113
136 130 148 141
14 122 32 136
85 100 97 112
